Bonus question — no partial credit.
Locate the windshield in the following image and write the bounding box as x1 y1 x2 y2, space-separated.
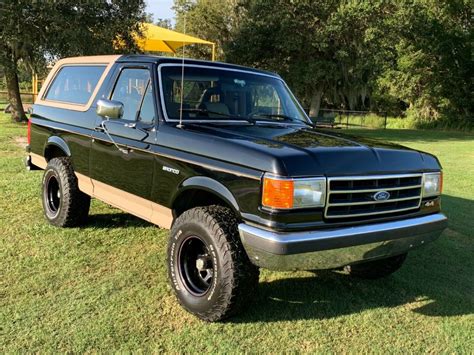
159 65 309 124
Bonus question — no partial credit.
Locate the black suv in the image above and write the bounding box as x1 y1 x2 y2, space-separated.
25 55 447 321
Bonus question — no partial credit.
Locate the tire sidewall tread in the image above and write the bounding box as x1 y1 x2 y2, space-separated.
168 205 259 322
42 157 90 227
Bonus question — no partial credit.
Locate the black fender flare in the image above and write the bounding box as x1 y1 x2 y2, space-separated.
44 136 71 158
174 176 240 214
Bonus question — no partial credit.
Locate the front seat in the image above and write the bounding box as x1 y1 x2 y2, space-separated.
198 87 230 118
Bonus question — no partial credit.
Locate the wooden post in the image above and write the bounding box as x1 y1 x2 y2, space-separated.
211 43 216 61
32 72 38 102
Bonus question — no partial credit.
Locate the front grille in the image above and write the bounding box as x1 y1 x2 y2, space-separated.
325 174 423 219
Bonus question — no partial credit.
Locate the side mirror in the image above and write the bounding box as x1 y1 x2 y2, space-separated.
96 99 124 119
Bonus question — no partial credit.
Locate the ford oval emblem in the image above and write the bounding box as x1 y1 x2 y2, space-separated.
373 191 391 201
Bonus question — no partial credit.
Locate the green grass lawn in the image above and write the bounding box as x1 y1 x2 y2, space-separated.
1 112 473 352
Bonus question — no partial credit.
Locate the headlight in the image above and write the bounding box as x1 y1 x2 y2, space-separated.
262 174 326 209
423 172 443 197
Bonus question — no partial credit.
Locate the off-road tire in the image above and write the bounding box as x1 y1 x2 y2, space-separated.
167 205 260 322
345 253 407 279
42 157 90 227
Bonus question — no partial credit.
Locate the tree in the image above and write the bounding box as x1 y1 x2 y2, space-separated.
176 0 472 125
0 0 146 122
375 0 473 123
174 0 243 60
156 18 173 29
226 0 388 116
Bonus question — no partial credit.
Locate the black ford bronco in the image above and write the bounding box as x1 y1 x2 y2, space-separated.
26 55 447 321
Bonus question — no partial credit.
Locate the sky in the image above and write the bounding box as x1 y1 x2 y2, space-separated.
145 0 176 24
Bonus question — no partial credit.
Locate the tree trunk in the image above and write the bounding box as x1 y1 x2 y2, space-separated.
309 87 323 118
4 57 26 122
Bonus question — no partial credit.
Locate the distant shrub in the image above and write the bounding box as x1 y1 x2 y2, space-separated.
386 117 418 129
416 118 473 131
332 113 472 131
333 114 413 129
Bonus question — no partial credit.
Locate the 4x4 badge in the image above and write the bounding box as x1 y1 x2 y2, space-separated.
373 191 390 201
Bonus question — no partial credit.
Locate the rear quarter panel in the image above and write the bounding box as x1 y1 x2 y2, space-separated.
30 106 96 175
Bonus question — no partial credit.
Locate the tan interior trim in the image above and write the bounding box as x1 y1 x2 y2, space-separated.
75 173 173 229
35 55 121 112
30 153 47 169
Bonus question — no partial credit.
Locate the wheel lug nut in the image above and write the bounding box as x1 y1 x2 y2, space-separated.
196 258 205 270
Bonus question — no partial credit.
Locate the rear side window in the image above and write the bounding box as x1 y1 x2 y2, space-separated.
45 65 105 105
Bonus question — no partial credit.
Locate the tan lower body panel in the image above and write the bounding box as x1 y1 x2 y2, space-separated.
29 154 173 229
75 173 173 229
30 153 47 169
75 172 94 196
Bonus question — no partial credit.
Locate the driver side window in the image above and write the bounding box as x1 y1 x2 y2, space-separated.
139 82 155 124
111 68 150 121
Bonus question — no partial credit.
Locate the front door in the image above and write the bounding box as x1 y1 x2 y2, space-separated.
90 64 158 219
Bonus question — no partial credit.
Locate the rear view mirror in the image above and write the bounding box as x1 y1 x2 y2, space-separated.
96 99 124 119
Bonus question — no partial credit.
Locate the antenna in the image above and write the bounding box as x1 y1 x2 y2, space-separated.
177 16 186 129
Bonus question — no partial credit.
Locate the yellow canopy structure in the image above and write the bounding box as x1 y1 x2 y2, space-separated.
135 23 216 61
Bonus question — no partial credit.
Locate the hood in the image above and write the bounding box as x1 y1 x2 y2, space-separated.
158 123 441 176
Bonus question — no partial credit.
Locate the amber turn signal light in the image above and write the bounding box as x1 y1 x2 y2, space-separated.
262 176 294 209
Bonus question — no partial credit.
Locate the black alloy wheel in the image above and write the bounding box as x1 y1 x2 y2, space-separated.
41 157 91 227
44 174 61 217
167 205 260 322
178 235 215 296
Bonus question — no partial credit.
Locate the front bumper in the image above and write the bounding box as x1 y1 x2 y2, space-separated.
238 213 447 271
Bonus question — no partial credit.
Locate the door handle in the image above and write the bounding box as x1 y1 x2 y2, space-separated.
94 126 105 132
124 122 137 129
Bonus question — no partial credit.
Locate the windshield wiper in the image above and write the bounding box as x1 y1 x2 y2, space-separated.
179 108 259 125
250 113 314 127
177 109 314 127
179 108 233 118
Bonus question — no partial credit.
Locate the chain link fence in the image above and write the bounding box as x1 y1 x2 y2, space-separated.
307 109 389 129
0 91 35 105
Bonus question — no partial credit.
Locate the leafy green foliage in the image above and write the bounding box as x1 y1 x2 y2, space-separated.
0 0 145 58
174 0 243 60
176 0 473 127
374 1 473 124
0 0 146 121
